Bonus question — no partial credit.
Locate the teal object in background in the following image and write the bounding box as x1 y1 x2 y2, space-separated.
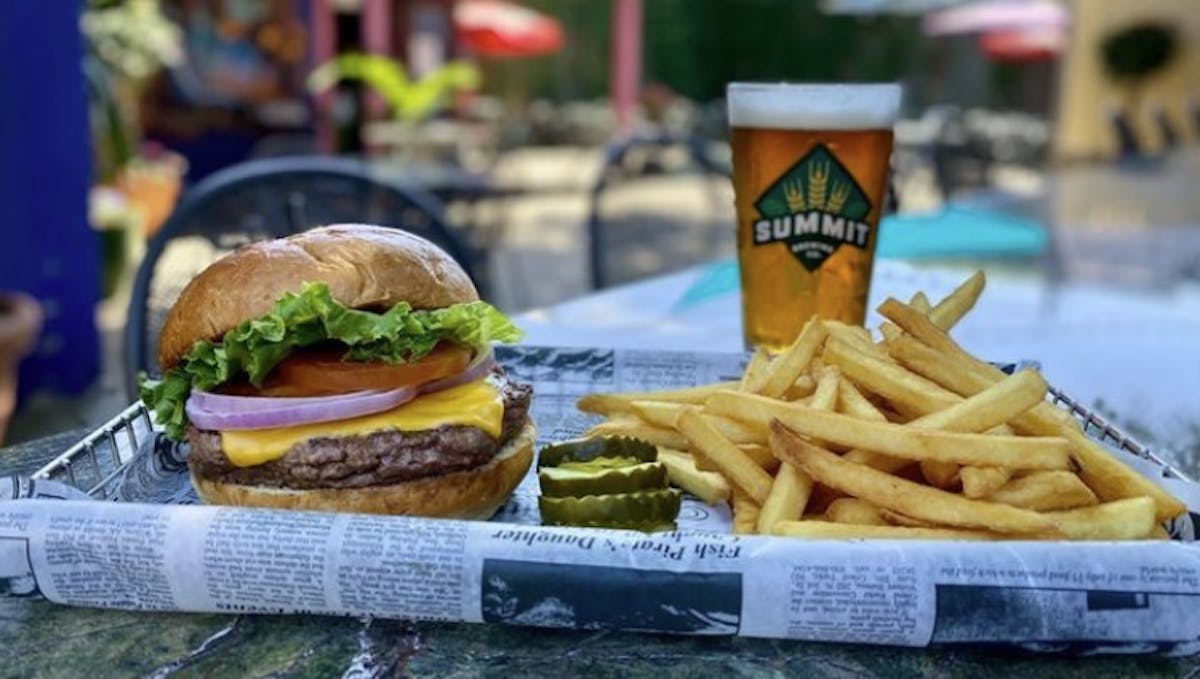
675 259 741 310
876 205 1048 260
675 205 1047 310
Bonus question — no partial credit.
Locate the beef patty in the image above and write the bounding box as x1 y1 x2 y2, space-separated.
187 376 532 490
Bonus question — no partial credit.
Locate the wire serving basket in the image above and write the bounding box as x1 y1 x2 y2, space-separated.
31 382 1192 501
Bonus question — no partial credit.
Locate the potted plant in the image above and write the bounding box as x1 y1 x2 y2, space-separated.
0 293 42 445
307 54 482 160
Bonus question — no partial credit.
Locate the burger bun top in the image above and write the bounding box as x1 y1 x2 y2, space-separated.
158 224 478 370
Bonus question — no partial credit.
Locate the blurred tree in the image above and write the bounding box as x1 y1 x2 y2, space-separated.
1100 23 1178 110
81 0 182 181
488 0 922 104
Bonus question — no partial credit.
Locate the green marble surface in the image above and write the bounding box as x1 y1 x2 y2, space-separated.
2 433 1198 678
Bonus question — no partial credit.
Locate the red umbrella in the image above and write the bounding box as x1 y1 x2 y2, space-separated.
455 0 565 58
980 28 1064 61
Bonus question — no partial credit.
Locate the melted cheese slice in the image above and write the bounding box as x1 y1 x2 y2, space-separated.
220 378 504 467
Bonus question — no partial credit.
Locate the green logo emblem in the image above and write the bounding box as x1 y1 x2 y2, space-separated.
752 144 873 272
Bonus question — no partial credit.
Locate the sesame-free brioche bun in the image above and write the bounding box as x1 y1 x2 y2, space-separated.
189 420 535 519
158 224 478 370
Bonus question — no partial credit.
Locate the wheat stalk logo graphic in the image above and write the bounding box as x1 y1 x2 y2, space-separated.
784 180 807 212
807 162 829 211
826 181 850 214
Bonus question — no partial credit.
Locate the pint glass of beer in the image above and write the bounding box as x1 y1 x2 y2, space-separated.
728 83 901 350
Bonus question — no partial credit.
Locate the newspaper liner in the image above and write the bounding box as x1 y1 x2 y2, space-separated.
2 346 1199 654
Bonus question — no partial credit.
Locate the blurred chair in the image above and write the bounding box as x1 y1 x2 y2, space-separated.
587 134 732 290
1108 107 1144 159
123 156 479 400
929 109 993 200
1188 97 1200 141
1150 103 1180 150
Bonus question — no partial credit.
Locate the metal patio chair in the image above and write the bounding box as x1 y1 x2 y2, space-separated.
586 134 732 290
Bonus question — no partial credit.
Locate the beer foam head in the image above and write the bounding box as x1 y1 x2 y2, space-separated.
727 83 902 130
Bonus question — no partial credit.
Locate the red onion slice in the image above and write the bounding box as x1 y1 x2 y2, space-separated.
185 386 418 431
189 389 376 413
418 349 496 396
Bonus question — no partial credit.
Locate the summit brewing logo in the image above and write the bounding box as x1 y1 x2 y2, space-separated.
752 144 873 272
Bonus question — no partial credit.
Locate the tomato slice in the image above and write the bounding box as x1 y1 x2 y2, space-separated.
218 344 473 397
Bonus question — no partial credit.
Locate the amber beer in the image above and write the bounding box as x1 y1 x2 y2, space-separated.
728 83 901 350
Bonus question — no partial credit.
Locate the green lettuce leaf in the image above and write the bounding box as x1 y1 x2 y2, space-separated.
140 282 522 439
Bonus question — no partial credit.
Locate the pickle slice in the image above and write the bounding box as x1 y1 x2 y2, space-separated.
538 436 658 469
539 461 668 498
539 488 682 531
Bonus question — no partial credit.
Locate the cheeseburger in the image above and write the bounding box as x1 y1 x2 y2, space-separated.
140 224 534 518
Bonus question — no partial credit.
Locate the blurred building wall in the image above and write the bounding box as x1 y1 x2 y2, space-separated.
1054 0 1200 159
0 0 100 396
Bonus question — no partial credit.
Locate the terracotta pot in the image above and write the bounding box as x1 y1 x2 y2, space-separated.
0 293 43 445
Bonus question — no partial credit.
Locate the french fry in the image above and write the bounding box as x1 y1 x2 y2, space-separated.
836 378 910 473
739 444 782 474
1047 497 1157 540
879 300 1187 522
824 339 961 415
631 401 764 445
843 449 912 474
841 370 1045 478
657 447 731 505
878 507 937 528
960 466 1014 499
708 391 1072 470
629 400 688 427
775 520 994 540
574 269 1187 542
809 366 841 411
836 378 888 422
928 270 985 330
879 322 902 343
784 373 818 401
910 291 932 314
676 408 774 504
585 418 690 450
695 447 779 474
769 422 1058 535
758 318 826 398
824 320 890 361
691 448 778 474
755 466 812 535
908 368 1049 490
908 369 1049 433
756 366 838 534
731 488 760 535
577 382 740 415
988 470 1099 511
825 498 886 525
920 461 960 490
740 347 774 392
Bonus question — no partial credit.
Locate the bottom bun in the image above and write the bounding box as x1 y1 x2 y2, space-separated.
190 421 536 519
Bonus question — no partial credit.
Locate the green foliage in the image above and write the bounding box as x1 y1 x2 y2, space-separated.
496 0 922 102
308 54 482 122
81 0 182 178
1101 23 1178 81
140 282 523 439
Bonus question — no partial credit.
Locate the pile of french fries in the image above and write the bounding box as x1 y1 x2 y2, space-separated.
578 272 1186 540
